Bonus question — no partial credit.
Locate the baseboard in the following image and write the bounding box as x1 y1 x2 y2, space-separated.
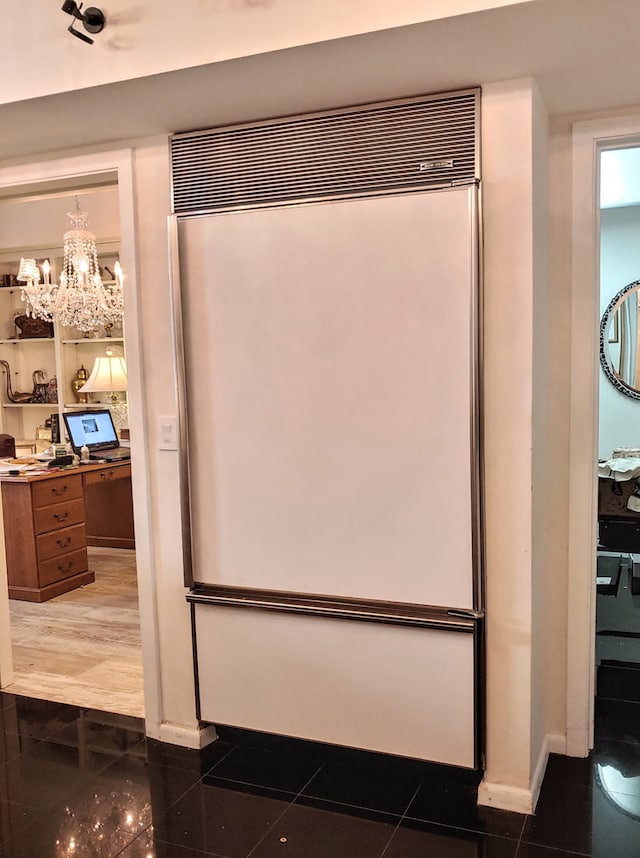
146 721 218 749
477 780 536 814
478 732 565 814
546 732 566 756
566 724 591 757
529 733 563 810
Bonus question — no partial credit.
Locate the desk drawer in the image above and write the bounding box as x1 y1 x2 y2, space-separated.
32 475 83 509
34 498 85 534
84 464 131 485
39 548 88 587
37 524 87 562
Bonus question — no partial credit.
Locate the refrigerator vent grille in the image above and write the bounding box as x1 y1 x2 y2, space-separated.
170 89 479 214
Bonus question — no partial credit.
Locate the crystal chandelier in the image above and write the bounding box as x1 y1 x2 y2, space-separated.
18 200 124 334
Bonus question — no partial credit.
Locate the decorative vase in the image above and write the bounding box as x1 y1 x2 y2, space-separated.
71 365 89 403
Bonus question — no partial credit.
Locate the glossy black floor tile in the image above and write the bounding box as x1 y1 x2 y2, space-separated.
515 844 590 858
146 747 237 817
0 690 18 711
0 736 121 810
1 694 84 743
383 818 519 857
153 777 293 857
0 725 31 767
537 751 597 793
405 775 526 839
250 798 397 858
146 735 235 776
595 696 640 744
301 755 422 815
120 827 242 858
522 742 640 857
11 690 640 858
0 700 16 731
120 834 223 858
46 709 146 755
1 751 155 856
0 799 37 850
113 825 157 857
210 742 323 793
6 806 138 857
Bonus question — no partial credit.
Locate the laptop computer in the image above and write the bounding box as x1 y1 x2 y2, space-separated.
62 409 130 461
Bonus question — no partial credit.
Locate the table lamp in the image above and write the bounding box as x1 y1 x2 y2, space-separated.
79 347 127 405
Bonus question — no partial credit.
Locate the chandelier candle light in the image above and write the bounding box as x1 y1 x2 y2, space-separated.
17 200 124 334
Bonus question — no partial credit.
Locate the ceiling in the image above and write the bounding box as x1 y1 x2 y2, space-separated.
1 0 639 162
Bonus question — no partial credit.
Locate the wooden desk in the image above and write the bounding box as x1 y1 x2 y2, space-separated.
84 462 135 550
1 460 134 602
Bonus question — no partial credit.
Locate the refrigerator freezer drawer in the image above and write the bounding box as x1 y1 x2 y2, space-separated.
193 603 478 769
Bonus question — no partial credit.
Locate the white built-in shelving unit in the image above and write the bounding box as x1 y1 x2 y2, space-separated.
0 246 125 450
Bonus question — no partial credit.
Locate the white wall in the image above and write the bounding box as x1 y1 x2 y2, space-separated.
129 139 205 740
598 204 640 458
0 189 120 252
544 117 572 741
477 77 569 813
530 81 553 785
479 79 538 811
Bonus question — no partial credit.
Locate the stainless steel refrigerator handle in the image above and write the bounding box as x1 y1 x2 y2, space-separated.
167 214 194 587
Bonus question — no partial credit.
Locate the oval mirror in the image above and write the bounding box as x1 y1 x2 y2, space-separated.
600 279 640 400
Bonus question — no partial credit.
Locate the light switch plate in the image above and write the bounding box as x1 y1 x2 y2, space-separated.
158 415 179 451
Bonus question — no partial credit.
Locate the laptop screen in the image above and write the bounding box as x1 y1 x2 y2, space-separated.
63 409 119 453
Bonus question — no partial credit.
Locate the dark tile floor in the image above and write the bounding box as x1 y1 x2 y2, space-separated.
1 691 639 857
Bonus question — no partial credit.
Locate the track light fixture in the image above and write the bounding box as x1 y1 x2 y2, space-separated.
61 1 105 45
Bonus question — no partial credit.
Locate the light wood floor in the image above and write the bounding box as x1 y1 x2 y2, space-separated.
5 547 144 718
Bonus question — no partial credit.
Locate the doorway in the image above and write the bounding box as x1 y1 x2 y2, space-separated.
568 115 640 758
0 150 148 720
595 145 640 728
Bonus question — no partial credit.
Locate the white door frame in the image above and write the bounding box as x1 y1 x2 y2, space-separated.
0 149 161 729
568 113 640 756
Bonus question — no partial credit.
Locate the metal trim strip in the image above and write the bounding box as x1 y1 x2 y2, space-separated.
474 617 485 770
467 184 483 612
189 602 202 722
167 214 194 587
187 584 480 632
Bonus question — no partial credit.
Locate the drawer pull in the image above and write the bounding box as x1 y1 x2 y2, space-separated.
57 561 74 575
54 511 70 522
56 536 72 549
52 485 68 496
99 471 115 480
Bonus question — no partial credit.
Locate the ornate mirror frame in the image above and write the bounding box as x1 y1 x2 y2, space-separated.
600 278 640 400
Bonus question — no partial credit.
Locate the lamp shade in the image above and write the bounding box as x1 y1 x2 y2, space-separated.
17 258 40 282
80 352 127 393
